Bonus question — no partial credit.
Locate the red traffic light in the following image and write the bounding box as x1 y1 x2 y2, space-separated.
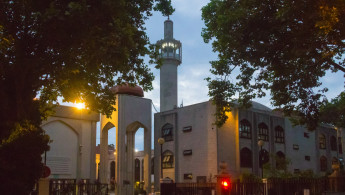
221 179 231 190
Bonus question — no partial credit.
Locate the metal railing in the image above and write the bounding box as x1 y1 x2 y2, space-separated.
160 177 341 195
231 180 266 195
49 179 108 195
161 183 216 195
49 179 77 195
78 182 108 195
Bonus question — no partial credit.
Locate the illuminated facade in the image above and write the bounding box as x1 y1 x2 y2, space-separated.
154 101 345 189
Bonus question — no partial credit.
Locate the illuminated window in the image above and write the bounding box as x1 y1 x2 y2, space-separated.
240 119 252 139
162 150 174 169
320 156 327 171
240 147 252 168
331 136 337 151
162 123 173 142
258 123 269 141
319 134 326 149
275 126 284 143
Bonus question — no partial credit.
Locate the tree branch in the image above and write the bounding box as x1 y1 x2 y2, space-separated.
329 60 345 73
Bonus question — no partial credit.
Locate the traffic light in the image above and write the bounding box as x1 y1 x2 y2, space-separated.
220 178 231 194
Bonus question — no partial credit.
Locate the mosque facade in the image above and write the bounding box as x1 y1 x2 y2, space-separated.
41 18 345 195
153 18 345 191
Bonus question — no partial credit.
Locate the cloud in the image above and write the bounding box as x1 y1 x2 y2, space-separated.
178 63 211 106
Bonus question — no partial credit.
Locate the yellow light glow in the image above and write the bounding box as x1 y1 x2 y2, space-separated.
135 149 138 152
75 102 85 110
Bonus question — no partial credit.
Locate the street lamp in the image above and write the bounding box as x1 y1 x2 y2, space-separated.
158 137 165 179
258 139 265 178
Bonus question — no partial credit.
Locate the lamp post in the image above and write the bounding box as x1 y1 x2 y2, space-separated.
158 138 165 179
258 139 265 178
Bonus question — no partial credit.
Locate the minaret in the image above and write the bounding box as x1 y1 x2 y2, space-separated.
157 19 182 112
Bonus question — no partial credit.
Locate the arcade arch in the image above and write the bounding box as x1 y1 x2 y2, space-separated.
99 93 152 195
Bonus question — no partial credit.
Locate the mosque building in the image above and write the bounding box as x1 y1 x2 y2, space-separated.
153 18 345 190
41 17 344 195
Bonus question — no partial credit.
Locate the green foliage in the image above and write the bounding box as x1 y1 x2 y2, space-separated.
319 91 345 127
201 0 345 129
263 154 291 178
0 0 173 193
296 169 319 178
0 121 50 194
239 172 261 182
154 0 175 18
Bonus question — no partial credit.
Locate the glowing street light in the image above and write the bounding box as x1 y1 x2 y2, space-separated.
75 102 85 110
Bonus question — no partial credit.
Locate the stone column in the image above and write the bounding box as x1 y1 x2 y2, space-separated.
144 128 152 193
126 131 135 195
116 121 126 194
99 127 109 183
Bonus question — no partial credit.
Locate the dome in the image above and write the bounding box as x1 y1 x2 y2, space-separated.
232 100 272 111
110 83 144 97
251 101 272 112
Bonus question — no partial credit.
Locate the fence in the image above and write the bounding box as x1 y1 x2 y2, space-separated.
49 179 108 195
78 182 108 195
266 178 328 195
50 179 77 195
160 177 345 195
231 180 266 195
161 183 216 195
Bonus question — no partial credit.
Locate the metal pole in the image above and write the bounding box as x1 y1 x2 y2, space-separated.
160 144 163 179
261 145 263 178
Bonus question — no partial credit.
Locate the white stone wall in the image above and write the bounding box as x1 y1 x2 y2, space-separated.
41 106 99 181
154 100 344 185
176 101 218 183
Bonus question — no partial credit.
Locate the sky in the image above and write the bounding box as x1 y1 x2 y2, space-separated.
90 0 344 151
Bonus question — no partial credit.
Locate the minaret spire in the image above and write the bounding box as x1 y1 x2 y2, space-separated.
157 19 182 112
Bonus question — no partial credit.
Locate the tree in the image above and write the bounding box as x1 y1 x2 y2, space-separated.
201 0 345 129
319 91 345 128
0 0 173 193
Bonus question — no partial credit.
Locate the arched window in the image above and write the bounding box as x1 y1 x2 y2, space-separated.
319 134 326 149
258 123 269 141
162 123 173 141
162 150 174 169
259 149 269 168
320 156 327 172
240 119 252 139
240 147 252 168
276 151 285 170
110 161 115 179
275 126 284 143
330 136 337 151
151 158 154 175
135 158 140 182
